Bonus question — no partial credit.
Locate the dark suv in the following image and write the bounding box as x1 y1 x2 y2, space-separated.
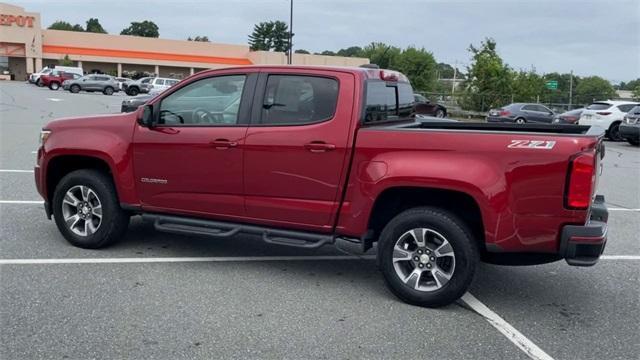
621 105 640 146
487 103 555 124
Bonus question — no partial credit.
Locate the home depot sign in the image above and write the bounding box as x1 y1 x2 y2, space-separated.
0 14 35 27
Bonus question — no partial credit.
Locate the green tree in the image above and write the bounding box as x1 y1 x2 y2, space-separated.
58 54 74 66
463 38 514 111
85 18 106 33
188 36 210 42
623 79 640 91
294 49 310 54
394 47 438 91
248 21 291 52
120 21 159 38
574 76 616 104
319 50 336 56
511 70 546 102
48 21 84 32
632 85 640 101
361 42 401 70
336 46 364 58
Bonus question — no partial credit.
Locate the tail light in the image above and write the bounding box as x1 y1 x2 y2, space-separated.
596 112 611 116
499 110 511 116
565 152 596 209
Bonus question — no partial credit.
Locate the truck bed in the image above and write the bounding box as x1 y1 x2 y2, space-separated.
388 120 602 136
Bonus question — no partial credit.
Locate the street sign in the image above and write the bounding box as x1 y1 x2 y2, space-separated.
545 80 558 90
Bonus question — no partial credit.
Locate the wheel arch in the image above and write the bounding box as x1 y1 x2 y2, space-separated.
46 155 115 206
366 186 486 252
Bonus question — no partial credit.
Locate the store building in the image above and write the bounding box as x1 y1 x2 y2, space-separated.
0 3 368 81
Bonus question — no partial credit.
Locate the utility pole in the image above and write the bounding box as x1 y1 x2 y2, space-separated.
568 70 573 108
288 0 293 64
451 64 457 95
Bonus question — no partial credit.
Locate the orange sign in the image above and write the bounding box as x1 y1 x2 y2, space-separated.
0 14 35 27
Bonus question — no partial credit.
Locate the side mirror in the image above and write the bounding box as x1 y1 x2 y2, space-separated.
139 104 155 128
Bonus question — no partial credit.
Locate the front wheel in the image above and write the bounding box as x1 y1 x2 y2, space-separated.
435 109 445 118
378 207 478 308
49 82 60 90
515 117 526 124
127 87 139 96
36 78 43 87
628 139 639 146
608 122 623 142
103 86 114 95
70 84 80 93
52 170 129 249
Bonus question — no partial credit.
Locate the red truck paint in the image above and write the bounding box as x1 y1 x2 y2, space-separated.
39 71 76 88
35 65 603 257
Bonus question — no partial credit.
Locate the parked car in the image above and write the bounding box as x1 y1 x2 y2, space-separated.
29 66 83 86
414 94 447 118
148 77 180 94
39 70 82 90
620 105 640 146
114 77 131 91
487 103 555 124
62 74 120 95
121 94 154 113
552 108 584 124
578 101 639 141
123 77 153 96
35 65 608 308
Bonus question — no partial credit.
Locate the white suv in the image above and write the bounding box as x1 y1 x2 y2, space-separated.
579 101 639 141
148 77 180 94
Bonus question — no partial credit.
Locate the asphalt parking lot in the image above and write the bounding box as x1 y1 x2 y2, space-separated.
1 81 638 360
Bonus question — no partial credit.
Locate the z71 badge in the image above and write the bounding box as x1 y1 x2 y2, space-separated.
508 140 556 149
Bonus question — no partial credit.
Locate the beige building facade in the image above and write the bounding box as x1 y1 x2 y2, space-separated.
0 3 368 80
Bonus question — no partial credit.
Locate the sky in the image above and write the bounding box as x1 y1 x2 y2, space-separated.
12 0 640 83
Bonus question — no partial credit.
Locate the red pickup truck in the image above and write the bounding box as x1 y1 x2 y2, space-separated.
34 66 608 307
40 70 81 91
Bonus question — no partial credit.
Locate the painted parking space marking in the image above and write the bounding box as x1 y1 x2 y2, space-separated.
0 169 34 173
460 293 555 360
600 255 640 260
0 200 44 204
46 98 63 102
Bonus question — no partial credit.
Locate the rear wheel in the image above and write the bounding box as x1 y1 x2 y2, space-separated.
52 170 129 249
49 82 60 90
103 86 114 95
70 84 80 93
515 117 526 124
378 207 478 308
127 87 139 96
627 139 639 146
36 78 43 87
608 122 623 142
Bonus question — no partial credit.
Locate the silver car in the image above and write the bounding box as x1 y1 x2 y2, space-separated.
62 75 120 95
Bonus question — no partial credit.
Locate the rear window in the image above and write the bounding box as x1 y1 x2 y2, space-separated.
364 80 413 123
628 106 640 115
586 103 612 110
617 104 638 112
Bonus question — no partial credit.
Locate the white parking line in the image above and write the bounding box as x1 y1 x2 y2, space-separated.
0 255 377 265
0 200 43 204
600 255 640 260
460 293 555 360
608 208 640 212
0 169 34 173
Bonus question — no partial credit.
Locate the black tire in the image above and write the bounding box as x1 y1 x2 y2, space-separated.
48 82 60 90
52 169 129 249
70 84 80 93
36 78 43 87
608 122 623 142
435 109 445 118
627 139 639 146
127 87 139 96
515 117 526 124
378 207 479 308
103 86 114 95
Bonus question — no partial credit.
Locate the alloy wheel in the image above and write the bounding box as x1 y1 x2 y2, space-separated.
61 185 103 236
392 228 456 291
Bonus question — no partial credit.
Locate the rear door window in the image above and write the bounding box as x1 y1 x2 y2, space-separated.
259 75 339 125
521 105 536 111
586 103 612 110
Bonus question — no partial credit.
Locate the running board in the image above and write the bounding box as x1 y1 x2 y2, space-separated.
142 213 335 249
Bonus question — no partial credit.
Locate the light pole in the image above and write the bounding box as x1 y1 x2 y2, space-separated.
288 0 293 64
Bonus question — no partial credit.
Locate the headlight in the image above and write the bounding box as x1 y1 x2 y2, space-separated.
39 130 51 147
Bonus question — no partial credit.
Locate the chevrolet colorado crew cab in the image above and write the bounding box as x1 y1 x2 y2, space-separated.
35 66 609 307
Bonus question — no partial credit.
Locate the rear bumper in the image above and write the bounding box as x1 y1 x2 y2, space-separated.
559 195 608 266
